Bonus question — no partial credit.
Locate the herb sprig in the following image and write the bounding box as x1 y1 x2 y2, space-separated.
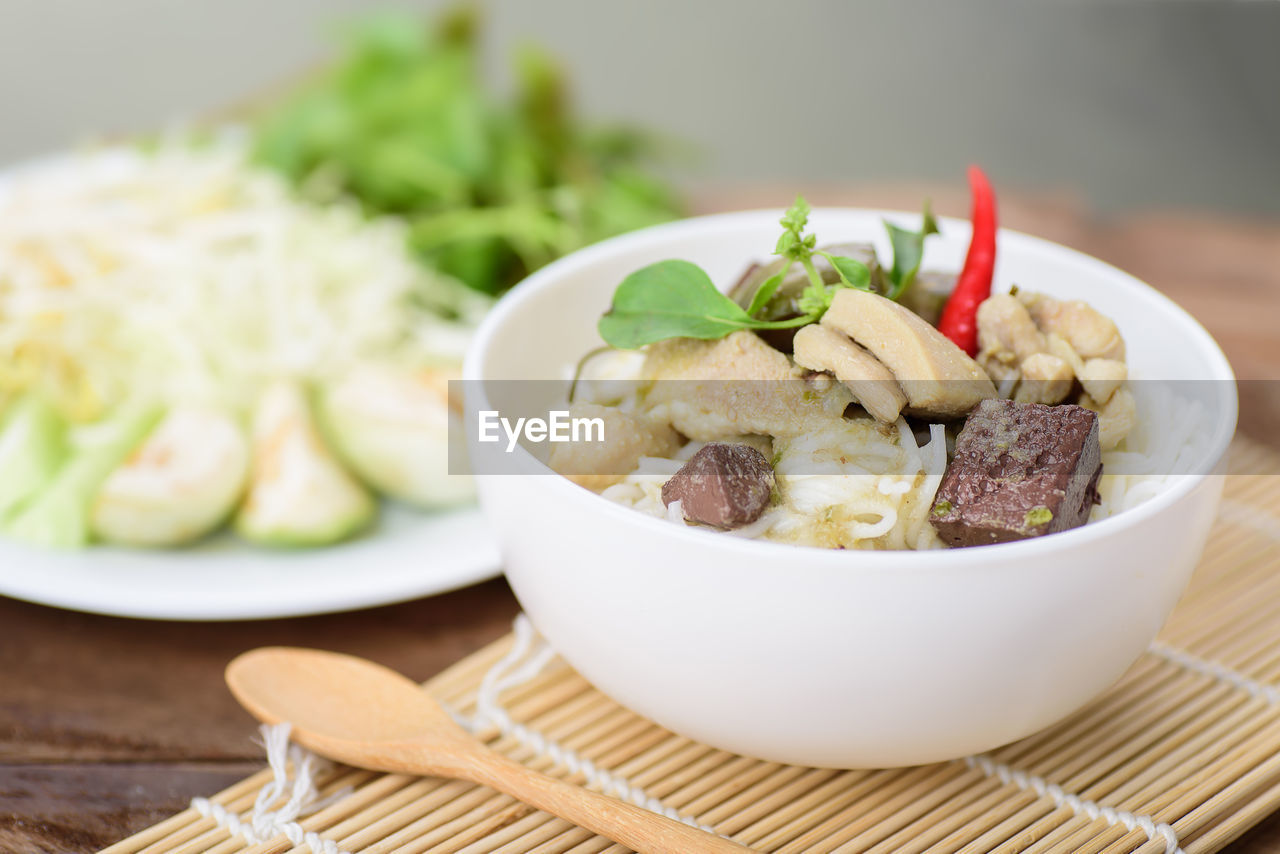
883 201 939 300
598 197 873 349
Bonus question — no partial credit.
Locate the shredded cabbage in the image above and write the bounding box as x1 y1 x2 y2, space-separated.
0 130 489 421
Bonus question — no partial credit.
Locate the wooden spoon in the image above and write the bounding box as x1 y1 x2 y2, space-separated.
226 647 755 854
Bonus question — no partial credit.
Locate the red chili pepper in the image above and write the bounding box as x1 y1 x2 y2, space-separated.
937 165 997 356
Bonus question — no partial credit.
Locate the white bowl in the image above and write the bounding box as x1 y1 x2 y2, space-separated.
463 209 1237 768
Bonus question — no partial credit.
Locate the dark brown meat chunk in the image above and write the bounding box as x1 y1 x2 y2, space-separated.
662 443 775 529
930 400 1102 547
900 270 957 326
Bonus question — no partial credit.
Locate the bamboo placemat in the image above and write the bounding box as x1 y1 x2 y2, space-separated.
104 436 1280 854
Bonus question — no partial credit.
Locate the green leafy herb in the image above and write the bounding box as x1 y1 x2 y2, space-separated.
598 261 755 350
772 197 874 319
598 198 870 348
255 7 682 295
596 195 945 349
883 201 940 300
819 252 872 292
567 345 614 404
745 272 785 318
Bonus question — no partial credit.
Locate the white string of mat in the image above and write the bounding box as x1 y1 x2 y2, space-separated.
450 614 725 835
1219 498 1280 544
196 497 1280 854
1149 643 1280 706
963 755 1184 854
191 723 350 854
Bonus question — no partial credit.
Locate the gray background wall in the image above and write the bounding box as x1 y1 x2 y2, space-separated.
1 1 1276 214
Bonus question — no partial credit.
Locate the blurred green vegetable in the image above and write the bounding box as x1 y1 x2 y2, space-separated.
0 396 68 521
5 402 160 549
236 381 375 548
320 365 475 510
91 407 251 548
255 6 683 295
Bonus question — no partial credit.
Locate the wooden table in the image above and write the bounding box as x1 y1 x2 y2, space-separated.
3 191 1279 854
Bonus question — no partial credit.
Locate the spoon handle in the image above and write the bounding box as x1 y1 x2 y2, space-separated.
462 748 755 854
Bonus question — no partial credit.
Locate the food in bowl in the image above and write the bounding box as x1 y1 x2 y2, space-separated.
465 196 1235 767
547 171 1208 550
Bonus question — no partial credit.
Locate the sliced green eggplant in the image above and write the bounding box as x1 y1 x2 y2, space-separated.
320 364 475 509
6 402 160 549
236 381 375 547
0 395 68 521
90 407 250 547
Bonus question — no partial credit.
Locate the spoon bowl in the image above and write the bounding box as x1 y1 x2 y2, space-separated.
229 646 462 748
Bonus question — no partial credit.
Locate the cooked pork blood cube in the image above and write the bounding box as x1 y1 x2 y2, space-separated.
662 443 774 529
930 400 1102 547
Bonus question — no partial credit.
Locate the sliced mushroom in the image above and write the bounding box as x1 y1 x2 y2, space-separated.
791 324 907 423
548 402 682 492
1014 352 1073 405
821 288 996 418
1078 358 1127 405
1019 292 1125 361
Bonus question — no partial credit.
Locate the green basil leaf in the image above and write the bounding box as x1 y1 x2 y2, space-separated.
746 271 785 318
598 259 753 349
884 201 940 300
821 253 872 291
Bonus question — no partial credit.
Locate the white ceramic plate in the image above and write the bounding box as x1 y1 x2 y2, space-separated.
0 504 499 620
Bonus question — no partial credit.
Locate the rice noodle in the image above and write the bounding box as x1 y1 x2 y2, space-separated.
603 372 1204 550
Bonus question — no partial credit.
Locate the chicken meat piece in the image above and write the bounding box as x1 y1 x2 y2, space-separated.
977 294 1046 369
1014 352 1074 405
1078 358 1127 405
1019 292 1125 361
641 331 853 440
1080 386 1137 450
